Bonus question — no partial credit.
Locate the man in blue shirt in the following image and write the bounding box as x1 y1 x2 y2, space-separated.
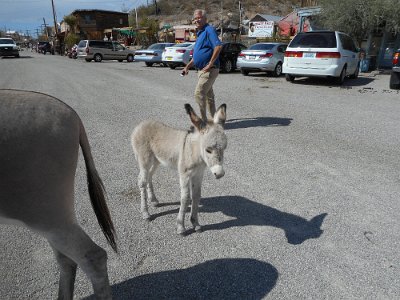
182 9 223 121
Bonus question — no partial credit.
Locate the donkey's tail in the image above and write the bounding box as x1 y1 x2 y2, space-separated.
79 120 118 253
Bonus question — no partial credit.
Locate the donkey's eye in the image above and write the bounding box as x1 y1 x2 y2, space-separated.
206 148 212 154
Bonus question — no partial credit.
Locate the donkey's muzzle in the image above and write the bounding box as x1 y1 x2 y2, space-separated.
211 165 225 179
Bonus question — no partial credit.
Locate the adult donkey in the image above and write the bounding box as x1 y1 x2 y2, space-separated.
0 89 117 300
131 103 227 235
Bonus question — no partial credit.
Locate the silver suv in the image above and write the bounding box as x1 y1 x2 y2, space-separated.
77 40 135 62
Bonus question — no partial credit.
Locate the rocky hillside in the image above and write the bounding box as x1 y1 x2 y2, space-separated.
146 0 304 26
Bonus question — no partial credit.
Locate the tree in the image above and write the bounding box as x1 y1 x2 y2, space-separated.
63 15 79 49
317 0 400 44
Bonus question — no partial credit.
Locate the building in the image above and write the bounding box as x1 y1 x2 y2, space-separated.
71 9 129 40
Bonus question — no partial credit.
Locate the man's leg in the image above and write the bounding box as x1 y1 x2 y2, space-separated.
194 69 219 121
205 68 219 118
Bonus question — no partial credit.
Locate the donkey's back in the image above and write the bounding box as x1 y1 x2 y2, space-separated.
131 120 187 169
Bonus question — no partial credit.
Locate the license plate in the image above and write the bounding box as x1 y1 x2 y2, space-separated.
166 57 172 60
248 55 256 60
304 52 316 58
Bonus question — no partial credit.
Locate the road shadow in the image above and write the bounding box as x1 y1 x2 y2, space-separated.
1 55 34 59
225 117 292 130
201 196 327 245
290 76 375 87
149 196 326 245
83 258 278 299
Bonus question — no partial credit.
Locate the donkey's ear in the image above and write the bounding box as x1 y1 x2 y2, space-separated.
185 103 203 130
213 104 227 125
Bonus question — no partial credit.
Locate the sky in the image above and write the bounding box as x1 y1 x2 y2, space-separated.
0 0 148 36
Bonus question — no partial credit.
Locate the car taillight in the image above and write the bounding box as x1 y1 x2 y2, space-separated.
393 52 399 65
284 51 303 57
189 49 193 56
260 53 273 58
316 52 341 58
85 47 89 53
238 53 245 57
176 49 186 53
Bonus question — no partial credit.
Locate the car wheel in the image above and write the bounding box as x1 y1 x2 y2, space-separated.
145 62 153 67
273 63 283 77
241 69 249 76
222 59 233 73
94 54 102 62
349 63 359 79
15 54 20 58
336 66 346 85
389 71 400 89
127 55 134 62
285 74 295 82
118 59 123 62
169 64 176 69
85 58 92 62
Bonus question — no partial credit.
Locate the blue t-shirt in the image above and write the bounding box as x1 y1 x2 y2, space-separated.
193 24 223 69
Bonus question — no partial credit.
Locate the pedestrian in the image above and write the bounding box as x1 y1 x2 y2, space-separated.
182 9 223 121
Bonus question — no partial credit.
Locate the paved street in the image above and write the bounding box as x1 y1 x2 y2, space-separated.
1 51 399 299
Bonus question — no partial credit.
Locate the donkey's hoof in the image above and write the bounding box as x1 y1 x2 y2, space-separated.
177 227 186 235
142 212 151 220
151 201 160 207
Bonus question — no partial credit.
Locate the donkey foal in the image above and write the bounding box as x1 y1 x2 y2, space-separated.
131 103 227 234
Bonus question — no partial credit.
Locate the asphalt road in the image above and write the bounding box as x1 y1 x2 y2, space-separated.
1 51 399 299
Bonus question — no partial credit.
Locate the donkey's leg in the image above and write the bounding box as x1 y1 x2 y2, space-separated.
138 167 151 220
46 224 112 300
147 160 160 207
190 172 204 232
177 174 191 235
51 246 77 300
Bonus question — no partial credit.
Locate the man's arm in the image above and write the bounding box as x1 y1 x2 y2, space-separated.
202 44 222 72
182 58 194 75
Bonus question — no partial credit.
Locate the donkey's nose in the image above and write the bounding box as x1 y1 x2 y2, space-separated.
211 165 225 179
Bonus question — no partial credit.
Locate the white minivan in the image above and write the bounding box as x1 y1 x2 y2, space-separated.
283 31 360 84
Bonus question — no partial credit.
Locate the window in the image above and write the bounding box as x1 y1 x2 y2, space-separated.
290 32 337 48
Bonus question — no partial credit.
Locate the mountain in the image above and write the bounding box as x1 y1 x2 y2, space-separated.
143 0 303 26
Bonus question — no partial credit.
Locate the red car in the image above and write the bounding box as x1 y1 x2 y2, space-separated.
390 49 400 89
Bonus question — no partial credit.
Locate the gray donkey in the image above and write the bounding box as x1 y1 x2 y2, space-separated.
131 103 227 234
0 89 116 300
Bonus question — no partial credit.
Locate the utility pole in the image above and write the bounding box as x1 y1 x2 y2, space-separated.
220 0 223 41
51 0 58 36
239 1 242 41
43 18 49 40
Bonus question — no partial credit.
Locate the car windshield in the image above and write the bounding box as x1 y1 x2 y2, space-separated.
289 32 337 48
0 39 15 45
249 44 275 50
172 43 193 48
149 44 169 50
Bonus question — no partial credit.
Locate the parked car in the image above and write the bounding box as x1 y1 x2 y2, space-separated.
237 42 287 76
187 42 247 73
283 30 360 84
0 38 19 58
135 43 175 67
37 41 54 55
389 48 400 89
162 42 195 69
219 42 247 73
76 40 135 62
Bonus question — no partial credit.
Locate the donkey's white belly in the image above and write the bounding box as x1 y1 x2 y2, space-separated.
157 156 178 169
